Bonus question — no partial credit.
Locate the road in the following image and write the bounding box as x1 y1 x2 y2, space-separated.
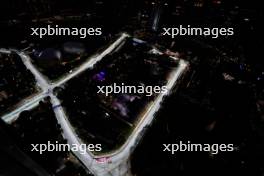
1 93 48 123
1 33 127 124
92 59 188 174
0 33 188 176
53 33 128 88
49 94 96 173
16 52 50 89
1 33 130 176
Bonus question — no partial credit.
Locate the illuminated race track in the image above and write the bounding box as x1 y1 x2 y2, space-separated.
0 33 188 176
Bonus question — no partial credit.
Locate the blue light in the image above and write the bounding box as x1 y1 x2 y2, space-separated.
99 71 106 76
93 70 106 81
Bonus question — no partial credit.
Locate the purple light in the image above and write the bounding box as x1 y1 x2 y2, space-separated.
93 71 106 81
99 71 106 76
